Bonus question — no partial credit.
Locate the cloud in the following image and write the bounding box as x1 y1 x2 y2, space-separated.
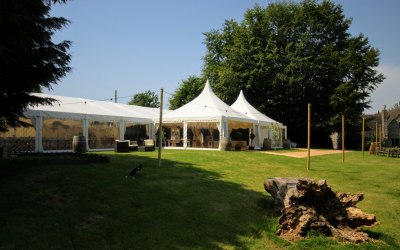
366 64 400 113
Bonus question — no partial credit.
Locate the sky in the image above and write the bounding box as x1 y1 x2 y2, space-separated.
48 0 400 114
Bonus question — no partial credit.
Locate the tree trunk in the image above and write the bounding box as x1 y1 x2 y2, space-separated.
264 178 377 243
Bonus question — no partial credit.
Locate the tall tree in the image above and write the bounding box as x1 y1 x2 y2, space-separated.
168 76 205 110
202 0 384 147
0 0 71 132
128 90 159 108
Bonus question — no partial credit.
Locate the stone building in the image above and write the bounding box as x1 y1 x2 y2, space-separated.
365 105 400 147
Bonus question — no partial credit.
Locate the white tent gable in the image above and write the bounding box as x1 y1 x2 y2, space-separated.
164 80 253 123
231 90 280 125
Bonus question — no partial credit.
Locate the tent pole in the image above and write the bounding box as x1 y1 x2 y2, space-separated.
183 121 188 149
119 120 125 141
158 88 163 167
257 122 261 149
35 116 43 152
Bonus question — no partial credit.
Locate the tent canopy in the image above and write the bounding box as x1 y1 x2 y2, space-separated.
24 93 155 124
231 90 281 125
163 80 254 123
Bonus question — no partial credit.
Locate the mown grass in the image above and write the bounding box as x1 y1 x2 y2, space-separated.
0 150 399 249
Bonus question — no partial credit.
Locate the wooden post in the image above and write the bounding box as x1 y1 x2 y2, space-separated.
378 126 381 150
307 103 311 171
342 114 345 163
375 122 378 150
158 88 163 167
362 117 365 158
381 122 385 147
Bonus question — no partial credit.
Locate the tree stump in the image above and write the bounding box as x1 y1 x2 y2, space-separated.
263 177 299 212
264 178 377 243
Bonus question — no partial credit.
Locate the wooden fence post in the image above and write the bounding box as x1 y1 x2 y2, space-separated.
362 117 365 158
342 114 345 163
307 103 311 171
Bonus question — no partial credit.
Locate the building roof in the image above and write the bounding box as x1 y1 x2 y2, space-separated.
365 107 400 129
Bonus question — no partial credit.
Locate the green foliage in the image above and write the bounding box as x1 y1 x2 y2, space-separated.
0 0 71 132
270 123 281 142
128 90 159 108
0 151 399 249
202 0 384 147
391 101 400 110
168 75 205 110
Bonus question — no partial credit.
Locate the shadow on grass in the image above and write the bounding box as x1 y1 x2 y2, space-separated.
0 153 397 249
361 228 400 249
0 153 286 249
99 153 287 249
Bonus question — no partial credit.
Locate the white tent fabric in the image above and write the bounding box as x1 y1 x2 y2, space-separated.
25 93 154 123
160 80 257 150
10 86 287 152
21 93 157 152
230 90 280 125
163 80 254 123
231 90 285 148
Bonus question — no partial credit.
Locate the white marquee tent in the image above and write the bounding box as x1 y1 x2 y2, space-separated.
231 90 286 148
1 93 156 152
161 80 256 149
1 83 287 153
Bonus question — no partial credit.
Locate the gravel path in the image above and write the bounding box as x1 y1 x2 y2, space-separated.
260 148 349 158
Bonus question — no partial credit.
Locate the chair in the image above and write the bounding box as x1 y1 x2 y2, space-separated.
144 139 155 151
114 140 129 153
129 141 138 151
168 139 176 147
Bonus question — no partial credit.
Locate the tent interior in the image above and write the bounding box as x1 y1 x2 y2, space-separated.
0 117 154 153
158 121 255 150
0 118 36 152
158 122 221 149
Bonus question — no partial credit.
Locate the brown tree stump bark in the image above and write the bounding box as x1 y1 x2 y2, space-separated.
264 178 377 243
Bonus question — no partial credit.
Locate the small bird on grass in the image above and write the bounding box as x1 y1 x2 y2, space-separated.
126 164 142 179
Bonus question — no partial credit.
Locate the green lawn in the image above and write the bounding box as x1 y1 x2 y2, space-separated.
0 150 399 249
